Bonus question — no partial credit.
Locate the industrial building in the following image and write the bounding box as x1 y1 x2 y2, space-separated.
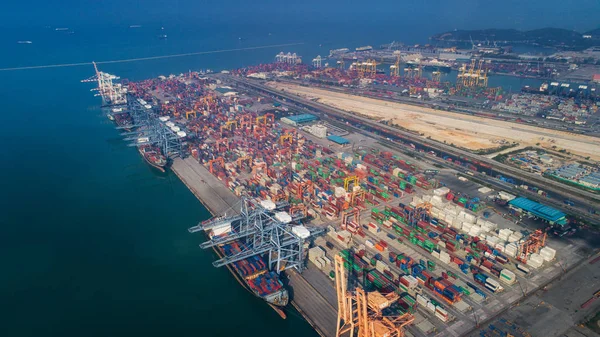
508 197 567 225
303 124 328 138
327 135 350 145
280 113 318 126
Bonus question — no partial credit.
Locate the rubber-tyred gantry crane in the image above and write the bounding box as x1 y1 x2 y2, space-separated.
208 157 225 174
517 229 547 264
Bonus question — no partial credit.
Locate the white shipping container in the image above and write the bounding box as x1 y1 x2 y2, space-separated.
426 302 436 312
499 269 516 285
540 247 556 261
416 294 428 306
376 260 389 273
316 257 327 270
435 311 449 322
435 307 448 317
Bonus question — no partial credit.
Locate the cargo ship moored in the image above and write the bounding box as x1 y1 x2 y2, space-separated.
205 218 290 308
138 144 168 172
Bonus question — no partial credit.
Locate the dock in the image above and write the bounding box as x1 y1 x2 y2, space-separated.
171 156 338 337
171 157 240 215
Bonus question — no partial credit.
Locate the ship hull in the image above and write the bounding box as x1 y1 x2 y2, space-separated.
407 62 451 72
138 147 167 173
207 235 289 310
210 244 289 317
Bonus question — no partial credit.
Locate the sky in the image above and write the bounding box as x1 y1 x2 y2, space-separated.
2 0 599 32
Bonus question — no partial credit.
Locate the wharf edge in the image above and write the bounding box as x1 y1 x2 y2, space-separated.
171 157 335 337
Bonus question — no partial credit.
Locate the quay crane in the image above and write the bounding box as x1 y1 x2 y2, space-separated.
189 198 325 272
390 51 401 77
81 62 127 106
312 55 325 68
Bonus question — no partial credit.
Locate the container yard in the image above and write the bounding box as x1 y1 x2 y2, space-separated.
84 58 600 337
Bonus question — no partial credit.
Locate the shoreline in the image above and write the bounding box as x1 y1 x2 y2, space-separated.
171 157 337 336
171 157 287 319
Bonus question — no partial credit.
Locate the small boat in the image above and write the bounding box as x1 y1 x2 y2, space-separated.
17 41 32 44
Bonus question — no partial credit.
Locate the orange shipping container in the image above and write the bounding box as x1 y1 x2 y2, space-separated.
374 244 385 252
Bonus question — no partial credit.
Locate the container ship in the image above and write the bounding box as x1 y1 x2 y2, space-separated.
356 45 373 52
138 144 167 172
407 58 452 72
113 111 134 131
206 221 290 308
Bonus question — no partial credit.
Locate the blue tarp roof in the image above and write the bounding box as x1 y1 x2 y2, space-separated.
285 113 317 123
509 197 567 224
327 135 350 144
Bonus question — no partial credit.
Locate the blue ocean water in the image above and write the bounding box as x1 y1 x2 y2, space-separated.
0 21 544 337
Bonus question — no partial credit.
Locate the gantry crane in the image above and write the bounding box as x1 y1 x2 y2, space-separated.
457 59 488 88
185 110 197 119
239 114 253 130
189 197 324 273
208 157 225 174
407 201 432 227
280 134 293 145
236 156 253 169
290 204 309 217
390 52 401 77
341 208 361 228
431 70 441 82
517 229 547 264
251 162 268 177
265 113 275 125
335 255 414 337
215 138 229 152
297 180 314 199
256 115 267 126
350 189 366 207
220 120 237 135
344 176 359 192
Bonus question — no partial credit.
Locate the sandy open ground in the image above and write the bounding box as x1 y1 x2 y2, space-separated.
268 82 600 161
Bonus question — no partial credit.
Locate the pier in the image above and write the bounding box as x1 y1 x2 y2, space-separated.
171 156 338 337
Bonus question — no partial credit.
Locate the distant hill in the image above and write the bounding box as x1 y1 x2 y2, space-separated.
584 27 600 37
432 27 597 50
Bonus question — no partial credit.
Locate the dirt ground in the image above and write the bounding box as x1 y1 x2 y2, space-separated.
268 82 600 161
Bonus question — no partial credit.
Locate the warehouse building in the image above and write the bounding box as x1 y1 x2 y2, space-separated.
508 197 567 226
280 113 318 126
327 135 350 145
303 124 328 138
